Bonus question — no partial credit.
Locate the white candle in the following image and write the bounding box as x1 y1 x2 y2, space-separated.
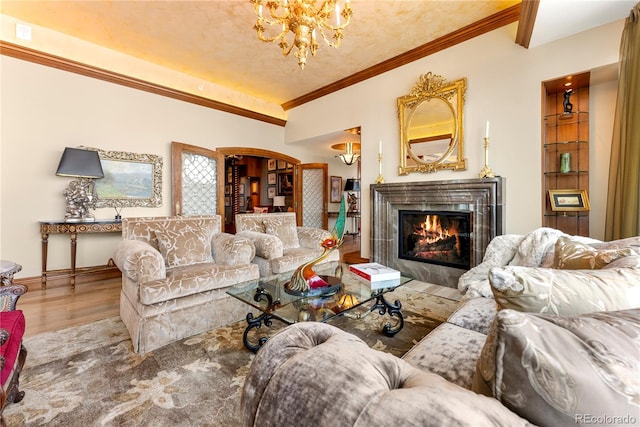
379 140 382 156
485 120 490 139
336 4 341 25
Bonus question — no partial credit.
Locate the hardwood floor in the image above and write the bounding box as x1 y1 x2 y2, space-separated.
18 237 364 338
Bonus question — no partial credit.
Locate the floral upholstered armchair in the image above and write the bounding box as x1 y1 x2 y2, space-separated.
235 212 340 277
0 284 27 427
113 215 260 353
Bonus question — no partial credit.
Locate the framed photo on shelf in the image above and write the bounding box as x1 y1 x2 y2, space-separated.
548 189 591 211
330 176 342 203
267 159 277 171
277 160 287 170
277 172 294 196
268 172 277 185
268 186 276 199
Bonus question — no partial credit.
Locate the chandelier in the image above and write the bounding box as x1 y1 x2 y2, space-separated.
334 142 360 165
250 0 353 69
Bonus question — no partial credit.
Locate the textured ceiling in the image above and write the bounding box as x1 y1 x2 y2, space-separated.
1 0 519 106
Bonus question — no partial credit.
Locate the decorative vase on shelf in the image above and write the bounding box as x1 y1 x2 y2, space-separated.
560 152 571 173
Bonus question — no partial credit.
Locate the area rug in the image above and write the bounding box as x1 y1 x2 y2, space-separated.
4 282 459 426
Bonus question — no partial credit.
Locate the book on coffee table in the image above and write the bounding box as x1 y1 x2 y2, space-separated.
349 262 401 282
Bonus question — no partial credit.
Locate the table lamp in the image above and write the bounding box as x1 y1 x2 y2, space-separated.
273 195 286 212
56 147 104 222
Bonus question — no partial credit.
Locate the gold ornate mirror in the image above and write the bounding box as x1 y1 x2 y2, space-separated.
398 72 467 174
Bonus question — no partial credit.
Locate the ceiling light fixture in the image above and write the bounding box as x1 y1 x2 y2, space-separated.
250 0 353 70
336 142 360 165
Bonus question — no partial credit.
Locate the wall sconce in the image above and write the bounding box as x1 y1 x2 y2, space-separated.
273 195 286 212
333 142 360 166
56 147 104 222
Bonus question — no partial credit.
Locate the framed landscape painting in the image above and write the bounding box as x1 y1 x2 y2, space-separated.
92 148 162 208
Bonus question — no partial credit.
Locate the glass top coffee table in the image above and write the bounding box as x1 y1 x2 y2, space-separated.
226 262 412 352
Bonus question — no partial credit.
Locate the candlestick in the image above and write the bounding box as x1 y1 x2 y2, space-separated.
375 146 385 184
479 137 495 178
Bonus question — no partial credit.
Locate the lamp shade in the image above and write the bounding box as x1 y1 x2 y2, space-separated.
56 147 104 178
273 196 286 207
343 178 360 192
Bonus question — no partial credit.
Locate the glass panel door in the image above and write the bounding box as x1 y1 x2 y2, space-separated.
171 142 224 221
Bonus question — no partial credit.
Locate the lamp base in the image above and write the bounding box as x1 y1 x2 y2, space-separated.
63 178 97 223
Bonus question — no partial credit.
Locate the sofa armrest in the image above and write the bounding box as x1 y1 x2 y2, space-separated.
236 231 283 260
113 239 166 283
241 322 531 427
296 226 331 250
212 233 256 266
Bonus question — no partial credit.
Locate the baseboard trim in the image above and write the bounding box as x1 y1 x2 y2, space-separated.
14 265 122 291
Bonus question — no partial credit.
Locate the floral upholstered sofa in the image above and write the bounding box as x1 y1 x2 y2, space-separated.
241 228 640 426
113 215 260 353
235 212 339 277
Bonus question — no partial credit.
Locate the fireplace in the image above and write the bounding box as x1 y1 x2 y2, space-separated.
398 210 472 270
371 178 504 288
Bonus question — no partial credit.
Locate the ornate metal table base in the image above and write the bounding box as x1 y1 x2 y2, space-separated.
370 293 404 336
240 286 405 353
243 312 277 353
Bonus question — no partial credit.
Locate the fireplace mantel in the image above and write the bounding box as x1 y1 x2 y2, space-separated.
370 177 505 288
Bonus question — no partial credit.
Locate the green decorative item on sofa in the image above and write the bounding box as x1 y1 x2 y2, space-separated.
284 196 347 296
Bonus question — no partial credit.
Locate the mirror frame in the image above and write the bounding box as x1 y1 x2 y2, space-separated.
398 72 467 175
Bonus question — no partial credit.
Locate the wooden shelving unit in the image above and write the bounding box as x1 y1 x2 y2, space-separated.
542 72 590 236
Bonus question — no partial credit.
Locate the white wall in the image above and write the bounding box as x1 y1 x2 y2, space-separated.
285 21 624 257
0 56 298 277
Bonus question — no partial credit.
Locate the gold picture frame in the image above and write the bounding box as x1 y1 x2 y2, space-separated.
549 189 591 211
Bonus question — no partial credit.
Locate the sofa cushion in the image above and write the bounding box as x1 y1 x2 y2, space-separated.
155 223 215 268
0 309 25 386
403 322 487 389
553 236 636 270
263 216 299 250
447 296 497 335
488 265 640 315
473 308 640 427
211 233 255 266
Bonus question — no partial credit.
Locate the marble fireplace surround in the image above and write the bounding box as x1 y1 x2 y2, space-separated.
370 177 505 288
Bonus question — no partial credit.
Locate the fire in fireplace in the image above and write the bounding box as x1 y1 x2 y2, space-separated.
398 210 472 270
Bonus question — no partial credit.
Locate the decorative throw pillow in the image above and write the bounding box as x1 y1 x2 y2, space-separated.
488 265 640 315
473 308 640 427
553 236 635 269
263 216 299 250
155 223 214 268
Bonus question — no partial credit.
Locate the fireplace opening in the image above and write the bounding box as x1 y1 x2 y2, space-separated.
398 210 472 270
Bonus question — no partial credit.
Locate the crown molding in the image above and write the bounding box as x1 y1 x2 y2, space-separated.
515 0 539 48
282 3 522 111
0 41 287 127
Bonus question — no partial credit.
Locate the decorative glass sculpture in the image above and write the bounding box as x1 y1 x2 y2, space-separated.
284 195 347 296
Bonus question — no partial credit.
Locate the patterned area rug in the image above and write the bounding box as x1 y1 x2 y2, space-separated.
4 282 459 426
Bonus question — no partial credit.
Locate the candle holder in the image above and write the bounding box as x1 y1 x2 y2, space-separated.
375 152 385 184
479 137 495 178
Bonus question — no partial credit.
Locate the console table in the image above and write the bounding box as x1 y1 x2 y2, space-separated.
39 220 122 289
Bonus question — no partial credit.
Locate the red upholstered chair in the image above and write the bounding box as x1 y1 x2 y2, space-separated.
0 284 27 427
